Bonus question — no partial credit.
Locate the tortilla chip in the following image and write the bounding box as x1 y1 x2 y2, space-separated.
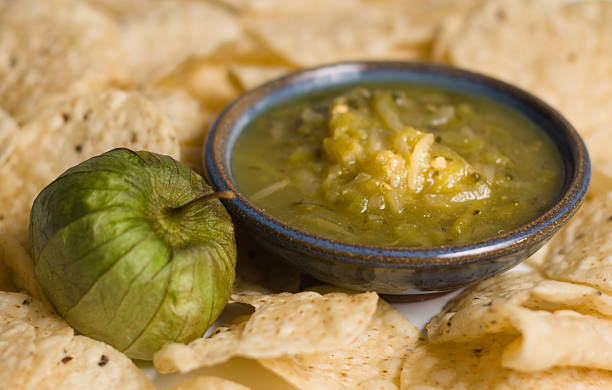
0 292 74 390
433 0 612 137
430 12 467 63
0 232 48 304
365 0 485 46
258 298 420 390
242 0 405 67
219 0 349 16
240 0 476 67
0 292 155 390
427 271 541 343
422 271 612 343
501 306 612 372
121 0 242 84
154 291 378 373
0 0 125 117
238 291 378 351
154 321 246 375
156 59 242 112
400 335 612 390
170 376 251 390
143 86 218 171
585 127 612 181
0 320 35 390
83 0 151 20
229 65 291 91
143 87 215 145
0 89 179 245
427 270 612 371
557 0 612 136
527 168 612 294
383 43 431 62
0 108 17 166
36 335 154 390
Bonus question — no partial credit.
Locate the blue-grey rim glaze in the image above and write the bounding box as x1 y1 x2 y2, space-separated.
205 61 591 268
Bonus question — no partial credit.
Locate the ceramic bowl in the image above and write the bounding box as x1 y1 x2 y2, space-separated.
205 61 590 295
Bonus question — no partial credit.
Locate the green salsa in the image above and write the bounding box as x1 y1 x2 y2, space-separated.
231 84 564 247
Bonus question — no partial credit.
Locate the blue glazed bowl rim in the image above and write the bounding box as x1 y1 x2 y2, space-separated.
205 61 590 267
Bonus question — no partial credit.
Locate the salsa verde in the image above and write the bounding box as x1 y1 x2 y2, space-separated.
231 84 564 247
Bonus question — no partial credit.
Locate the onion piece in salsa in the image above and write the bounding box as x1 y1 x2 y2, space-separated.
231 84 564 247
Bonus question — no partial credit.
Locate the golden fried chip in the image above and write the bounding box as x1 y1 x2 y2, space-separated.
430 12 466 63
154 291 378 373
0 0 125 117
242 3 397 67
427 271 542 342
219 0 354 16
36 335 155 390
428 271 612 334
143 87 214 144
0 232 48 304
0 292 155 390
242 0 477 67
143 86 218 171
205 34 294 67
237 291 378 352
367 0 485 46
433 0 612 137
400 335 612 390
501 306 612 372
0 292 74 390
156 59 242 112
83 0 151 20
527 168 612 294
383 43 431 62
170 376 251 390
585 128 612 181
154 320 246 375
558 0 612 136
258 297 420 390
0 89 179 245
121 0 242 84
427 270 612 371
0 292 66 334
0 108 17 166
229 65 291 91
0 321 35 390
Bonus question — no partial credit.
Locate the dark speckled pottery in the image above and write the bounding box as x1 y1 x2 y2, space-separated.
204 61 590 295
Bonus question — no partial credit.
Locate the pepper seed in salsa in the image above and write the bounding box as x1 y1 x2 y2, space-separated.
231 84 564 247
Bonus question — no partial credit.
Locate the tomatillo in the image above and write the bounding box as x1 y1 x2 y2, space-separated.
30 148 236 360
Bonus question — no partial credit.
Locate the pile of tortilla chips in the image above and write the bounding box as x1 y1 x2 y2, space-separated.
1 0 612 389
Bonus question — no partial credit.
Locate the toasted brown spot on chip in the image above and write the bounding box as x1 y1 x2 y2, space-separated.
98 354 109 367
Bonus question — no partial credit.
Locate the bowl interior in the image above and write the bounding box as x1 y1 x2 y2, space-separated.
206 61 590 265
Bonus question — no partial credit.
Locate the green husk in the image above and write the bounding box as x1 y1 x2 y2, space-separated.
30 148 236 360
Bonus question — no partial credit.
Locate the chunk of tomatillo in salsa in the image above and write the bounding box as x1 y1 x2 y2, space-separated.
231 85 564 247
